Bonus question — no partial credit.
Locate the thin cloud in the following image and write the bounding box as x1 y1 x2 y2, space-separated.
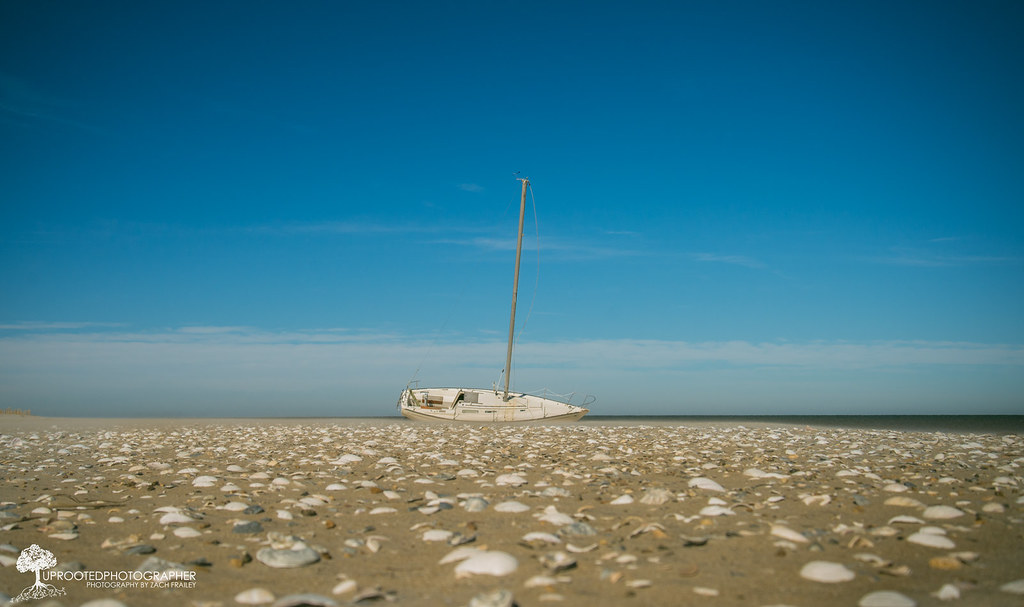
458 183 484 193
0 321 125 331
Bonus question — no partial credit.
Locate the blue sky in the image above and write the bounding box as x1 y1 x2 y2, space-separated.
1 1 1022 417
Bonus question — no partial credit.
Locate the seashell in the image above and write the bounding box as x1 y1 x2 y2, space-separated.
331 579 357 595
883 496 923 508
235 588 275 605
173 527 201 538
922 505 964 519
270 594 338 607
539 551 576 572
858 590 916 607
933 584 960 600
277 509 294 520
192 475 218 487
522 531 561 545
803 494 831 506
495 474 528 486
882 483 909 493
369 507 396 515
422 529 453 542
222 501 250 511
800 561 855 583
494 501 530 513
566 543 598 553
698 505 734 517
887 512 924 524
462 497 488 512
558 522 598 537
688 477 725 492
537 506 574 526
159 512 196 525
256 545 321 568
325 483 346 491
439 546 482 565
332 454 362 465
744 468 787 479
771 525 809 544
454 551 519 578
639 488 674 505
609 494 634 505
906 532 955 549
626 579 652 589
467 589 515 607
1001 579 1024 595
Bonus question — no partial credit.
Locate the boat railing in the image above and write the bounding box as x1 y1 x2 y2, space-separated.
525 388 577 404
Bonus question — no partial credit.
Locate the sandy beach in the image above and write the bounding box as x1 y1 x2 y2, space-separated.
1 416 1022 607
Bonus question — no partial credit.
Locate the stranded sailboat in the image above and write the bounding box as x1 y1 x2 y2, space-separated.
398 178 591 422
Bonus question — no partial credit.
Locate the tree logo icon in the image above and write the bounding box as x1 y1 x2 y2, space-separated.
13 544 66 602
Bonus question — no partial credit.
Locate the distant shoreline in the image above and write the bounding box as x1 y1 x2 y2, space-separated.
2 414 1021 434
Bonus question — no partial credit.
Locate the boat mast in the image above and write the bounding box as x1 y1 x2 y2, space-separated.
503 177 529 400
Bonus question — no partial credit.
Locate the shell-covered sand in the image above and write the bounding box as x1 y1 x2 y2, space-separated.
1 417 1022 606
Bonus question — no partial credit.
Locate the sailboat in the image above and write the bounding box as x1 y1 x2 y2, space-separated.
398 178 591 422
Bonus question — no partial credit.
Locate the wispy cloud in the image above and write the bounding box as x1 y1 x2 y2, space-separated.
690 253 766 269
868 251 1022 267
458 183 484 193
0 321 125 331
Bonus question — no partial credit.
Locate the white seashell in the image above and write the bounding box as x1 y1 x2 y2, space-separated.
192 475 218 487
639 488 674 505
699 506 734 517
173 527 201 538
800 561 855 583
888 515 924 525
159 512 196 525
494 501 530 513
707 497 727 506
220 483 242 492
771 525 809 543
331 579 357 595
439 546 483 565
108 516 124 523
803 494 831 506
325 483 346 491
537 506 574 526
495 474 528 486
1000 579 1024 594
884 496 924 508
457 469 480 478
462 497 488 512
744 468 787 479
369 507 397 515
933 584 960 600
858 590 916 607
423 529 454 542
626 579 652 589
922 505 964 519
906 532 955 549
226 464 247 473
332 454 362 464
222 501 250 511
467 589 516 607
693 587 718 596
525 575 561 588
272 478 291 486
522 532 561 544
277 510 293 520
688 477 725 492
235 588 275 604
609 494 634 505
982 502 1005 513
882 483 909 493
454 551 518 578
566 543 598 553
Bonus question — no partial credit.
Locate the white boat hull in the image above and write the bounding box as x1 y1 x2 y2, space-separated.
398 387 588 422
